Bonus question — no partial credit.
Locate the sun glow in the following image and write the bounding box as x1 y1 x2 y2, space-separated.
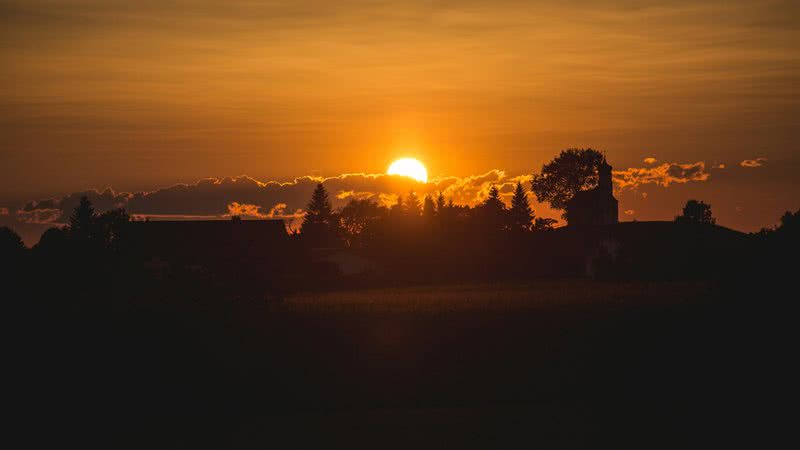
387 158 428 183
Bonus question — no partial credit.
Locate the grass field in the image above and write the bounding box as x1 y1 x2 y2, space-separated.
274 280 713 314
28 279 783 448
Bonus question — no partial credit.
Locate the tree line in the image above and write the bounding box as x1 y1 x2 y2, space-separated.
1 147 797 262
299 180 558 249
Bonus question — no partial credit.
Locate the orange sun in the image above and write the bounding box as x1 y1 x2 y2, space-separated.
387 158 428 183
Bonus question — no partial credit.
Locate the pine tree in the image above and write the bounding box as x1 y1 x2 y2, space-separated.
389 195 404 218
69 196 96 240
509 181 534 231
301 183 337 245
435 192 446 213
304 183 332 225
393 195 403 210
423 195 436 220
483 185 504 211
405 191 421 217
477 185 507 231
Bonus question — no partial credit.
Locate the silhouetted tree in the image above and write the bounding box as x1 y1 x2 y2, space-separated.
301 183 339 246
30 227 71 285
405 191 421 217
0 226 24 254
305 183 333 222
758 209 799 238
531 148 605 217
778 209 800 233
422 195 436 220
435 192 446 214
339 198 387 247
35 227 69 253
0 226 25 267
475 185 507 232
0 226 26 282
95 208 130 249
69 195 96 240
63 197 131 253
389 195 404 221
484 186 504 210
509 181 534 232
676 200 715 225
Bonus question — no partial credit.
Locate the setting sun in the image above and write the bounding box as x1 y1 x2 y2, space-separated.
387 158 428 183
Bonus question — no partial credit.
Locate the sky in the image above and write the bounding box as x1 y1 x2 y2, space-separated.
1 0 798 244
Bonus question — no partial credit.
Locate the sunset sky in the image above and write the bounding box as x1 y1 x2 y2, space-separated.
1 0 798 244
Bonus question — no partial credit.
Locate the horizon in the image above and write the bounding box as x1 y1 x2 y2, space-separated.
1 155 794 246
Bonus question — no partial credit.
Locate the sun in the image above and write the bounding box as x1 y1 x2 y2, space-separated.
387 158 428 183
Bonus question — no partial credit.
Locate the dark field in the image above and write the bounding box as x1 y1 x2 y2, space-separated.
22 280 789 448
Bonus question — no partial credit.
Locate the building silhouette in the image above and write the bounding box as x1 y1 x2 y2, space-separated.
129 218 288 278
566 156 618 226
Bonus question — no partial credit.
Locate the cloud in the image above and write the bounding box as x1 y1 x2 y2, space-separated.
740 158 767 168
613 161 710 190
20 188 129 223
226 202 268 219
15 208 63 225
223 201 306 230
643 157 657 165
265 203 306 231
712 163 726 169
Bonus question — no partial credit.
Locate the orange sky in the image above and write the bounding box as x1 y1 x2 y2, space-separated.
1 0 798 241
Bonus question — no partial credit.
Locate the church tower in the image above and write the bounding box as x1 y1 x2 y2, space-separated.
565 153 618 226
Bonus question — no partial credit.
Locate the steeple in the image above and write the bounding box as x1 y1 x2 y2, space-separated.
566 152 618 226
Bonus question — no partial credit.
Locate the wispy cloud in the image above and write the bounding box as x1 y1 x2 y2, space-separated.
740 158 767 168
223 201 305 229
226 202 268 219
15 208 62 225
614 161 710 190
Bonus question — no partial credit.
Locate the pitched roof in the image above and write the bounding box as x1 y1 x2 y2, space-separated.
129 219 288 262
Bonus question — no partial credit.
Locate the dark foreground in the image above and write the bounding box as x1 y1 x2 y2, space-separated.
16 279 792 449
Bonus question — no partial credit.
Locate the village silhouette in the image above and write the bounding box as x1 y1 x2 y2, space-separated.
3 148 798 448
6 149 794 292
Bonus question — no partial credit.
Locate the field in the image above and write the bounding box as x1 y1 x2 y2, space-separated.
273 280 711 314
27 280 781 448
